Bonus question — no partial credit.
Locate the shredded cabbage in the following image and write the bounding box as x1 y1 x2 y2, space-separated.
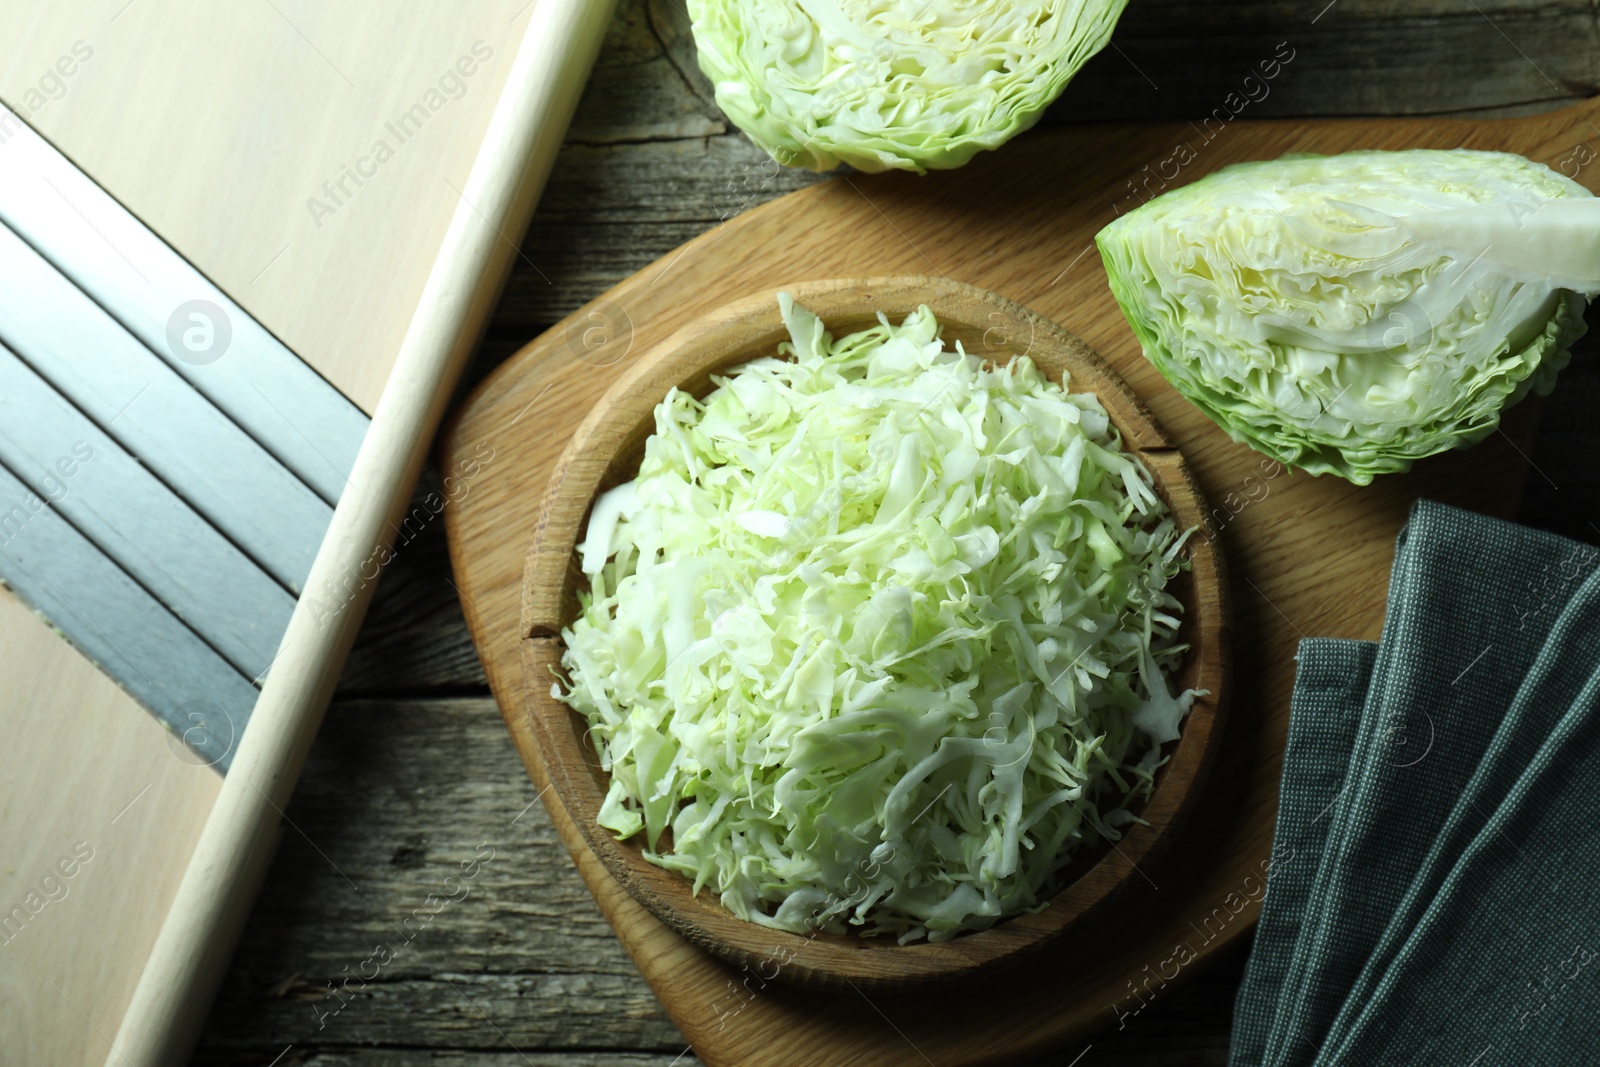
1096 149 1600 484
557 296 1197 942
686 0 1129 173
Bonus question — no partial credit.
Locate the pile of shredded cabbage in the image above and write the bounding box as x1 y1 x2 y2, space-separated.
557 295 1197 942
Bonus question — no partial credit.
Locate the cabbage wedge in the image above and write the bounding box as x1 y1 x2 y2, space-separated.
1097 149 1600 483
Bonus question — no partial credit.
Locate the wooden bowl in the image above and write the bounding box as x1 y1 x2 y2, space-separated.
520 277 1229 990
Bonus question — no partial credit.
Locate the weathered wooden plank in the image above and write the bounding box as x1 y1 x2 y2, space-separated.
508 219 732 328
534 139 820 227
203 973 684 1052
194 698 682 1054
1108 12 1597 117
568 0 725 145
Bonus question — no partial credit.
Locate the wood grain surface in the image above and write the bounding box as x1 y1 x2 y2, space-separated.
520 277 1229 989
439 88 1600 1066
191 2 1600 1064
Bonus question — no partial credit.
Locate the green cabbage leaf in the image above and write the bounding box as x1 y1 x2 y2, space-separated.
686 0 1129 173
556 296 1197 942
1096 149 1600 484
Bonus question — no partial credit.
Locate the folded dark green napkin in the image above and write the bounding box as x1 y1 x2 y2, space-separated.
1319 560 1600 1060
1262 501 1588 1066
1317 562 1600 1063
1229 500 1600 1066
1227 639 1374 1066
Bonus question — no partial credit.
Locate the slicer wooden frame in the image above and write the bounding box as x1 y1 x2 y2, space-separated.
0 2 618 1063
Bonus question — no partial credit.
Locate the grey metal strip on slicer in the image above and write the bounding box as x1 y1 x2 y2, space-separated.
0 105 373 769
0 343 296 681
0 220 331 593
0 462 259 769
0 102 365 505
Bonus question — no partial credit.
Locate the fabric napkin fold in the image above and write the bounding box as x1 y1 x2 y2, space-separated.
1229 500 1600 1067
1227 639 1374 1066
1318 560 1600 1061
1261 500 1589 1065
1316 563 1600 1063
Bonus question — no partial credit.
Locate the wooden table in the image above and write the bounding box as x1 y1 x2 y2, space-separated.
192 1 1600 1063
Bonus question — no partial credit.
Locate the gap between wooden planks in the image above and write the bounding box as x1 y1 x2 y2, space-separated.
441 98 1600 1066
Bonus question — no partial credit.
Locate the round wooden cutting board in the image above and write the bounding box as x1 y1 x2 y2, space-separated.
441 98 1599 1066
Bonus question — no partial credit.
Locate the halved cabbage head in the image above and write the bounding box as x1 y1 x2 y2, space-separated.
1096 150 1600 484
557 296 1198 942
686 0 1129 173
